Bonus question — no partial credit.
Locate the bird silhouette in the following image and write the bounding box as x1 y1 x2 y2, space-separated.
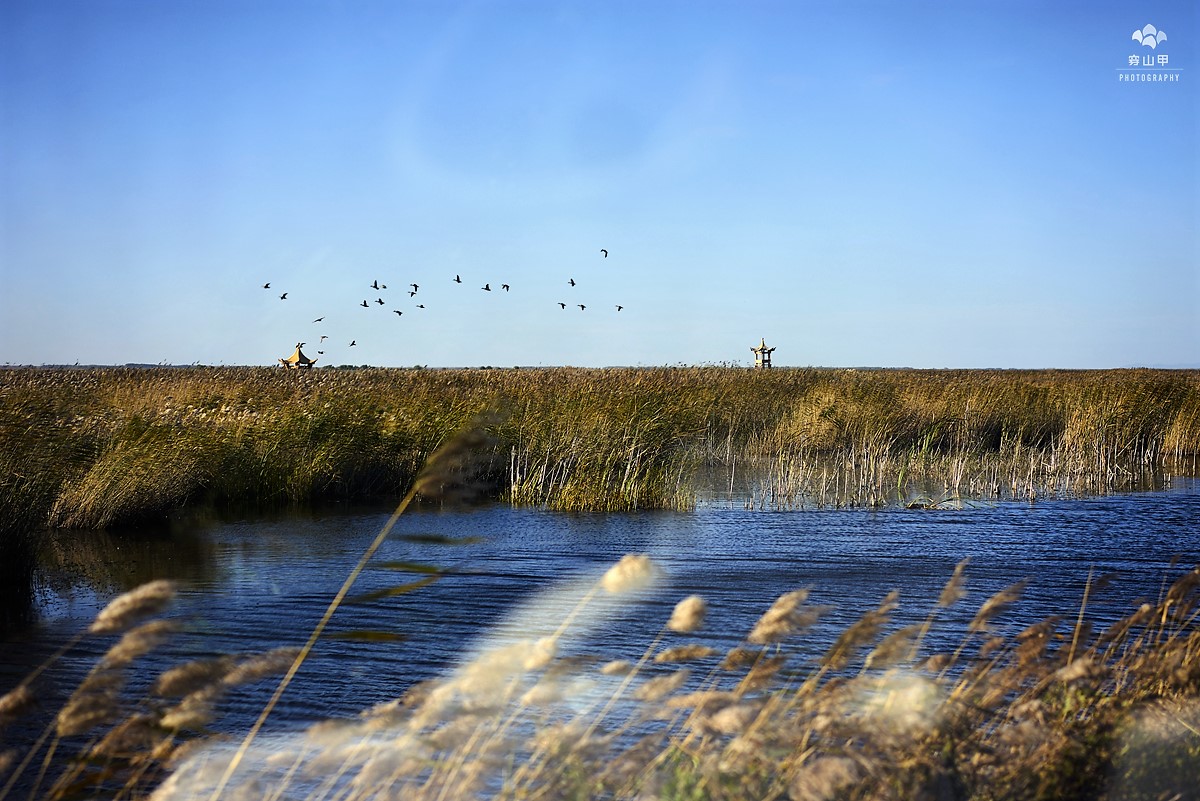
375 298 385 305
262 282 271 289
393 310 403 316
279 293 288 300
578 304 586 311
558 302 567 309
501 284 510 292
416 304 425 309
361 300 369 307
313 317 324 323
454 275 462 284
320 335 328 341
616 305 623 311
482 283 491 291
350 340 357 347
317 350 324 355
409 290 418 297
569 278 576 287
410 283 419 292
371 280 380 290
600 249 608 258
380 283 387 289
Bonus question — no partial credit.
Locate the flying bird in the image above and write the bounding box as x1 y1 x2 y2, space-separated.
376 298 385 305
569 278 576 287
262 282 271 289
317 350 324 355
578 304 586 311
371 280 380 290
320 335 328 341
409 290 418 297
361 300 369 308
600 249 607 258
410 283 419 292
416 304 425 309
350 340 357 347
616 305 623 311
482 283 491 291
279 293 288 300
454 275 462 284
313 317 324 323
393 310 403 316
501 284 510 292
558 302 567 309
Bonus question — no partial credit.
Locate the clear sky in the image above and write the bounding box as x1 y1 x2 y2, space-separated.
1 1 1196 369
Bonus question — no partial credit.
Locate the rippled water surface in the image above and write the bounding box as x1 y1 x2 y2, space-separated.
3 481 1199 736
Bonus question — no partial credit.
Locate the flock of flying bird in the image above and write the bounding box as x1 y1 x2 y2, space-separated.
264 249 622 359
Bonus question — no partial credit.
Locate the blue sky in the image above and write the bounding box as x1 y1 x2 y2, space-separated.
1 1 1196 368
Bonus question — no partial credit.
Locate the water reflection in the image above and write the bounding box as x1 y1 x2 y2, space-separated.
36 518 220 602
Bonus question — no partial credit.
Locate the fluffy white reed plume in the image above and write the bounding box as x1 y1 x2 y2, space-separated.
161 686 224 732
0 684 35 728
153 657 235 698
602 554 660 594
90 580 177 634
223 647 304 687
654 645 718 663
667 595 707 633
634 668 690 702
99 619 180 670
842 669 945 737
748 588 823 644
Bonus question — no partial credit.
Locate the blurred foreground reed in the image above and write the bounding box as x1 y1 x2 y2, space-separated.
3 557 1197 800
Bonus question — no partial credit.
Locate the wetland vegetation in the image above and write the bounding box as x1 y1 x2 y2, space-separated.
3 366 1199 799
2 365 1197 531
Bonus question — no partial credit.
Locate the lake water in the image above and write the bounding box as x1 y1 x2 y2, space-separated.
2 480 1199 797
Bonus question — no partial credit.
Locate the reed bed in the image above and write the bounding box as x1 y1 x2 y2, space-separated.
3 556 1198 800
3 416 1198 800
1 366 1197 534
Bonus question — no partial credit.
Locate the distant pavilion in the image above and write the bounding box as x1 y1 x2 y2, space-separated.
279 344 317 369
751 337 775 369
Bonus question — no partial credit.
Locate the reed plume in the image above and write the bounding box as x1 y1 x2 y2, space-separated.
90 580 177 634
666 595 707 634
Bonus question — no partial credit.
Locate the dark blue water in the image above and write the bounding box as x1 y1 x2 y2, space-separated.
3 481 1198 739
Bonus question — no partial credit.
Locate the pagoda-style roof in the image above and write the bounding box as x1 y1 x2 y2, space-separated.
279 346 317 369
751 337 775 354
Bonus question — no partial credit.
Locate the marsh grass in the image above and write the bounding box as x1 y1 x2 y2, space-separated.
2 366 1197 535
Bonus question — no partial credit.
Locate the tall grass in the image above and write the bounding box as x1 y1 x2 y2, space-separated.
1 366 1198 534
3 555 1197 800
